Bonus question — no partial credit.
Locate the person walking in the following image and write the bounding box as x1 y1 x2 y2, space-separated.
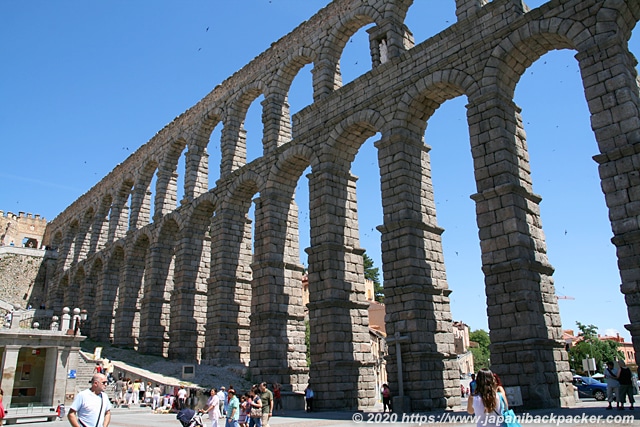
381 384 392 413
466 368 507 427
177 385 188 410
152 384 162 411
200 388 220 427
604 361 620 410
225 389 240 427
114 376 125 408
217 388 226 417
258 383 272 427
132 380 141 406
469 373 477 395
138 380 145 404
304 384 314 413
272 383 283 415
68 374 112 427
248 387 262 427
617 360 635 410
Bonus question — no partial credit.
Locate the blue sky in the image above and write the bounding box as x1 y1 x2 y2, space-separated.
1 1 638 341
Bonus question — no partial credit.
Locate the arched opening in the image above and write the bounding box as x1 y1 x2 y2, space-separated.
244 94 266 164
516 48 624 338
339 23 375 86
176 145 187 207
287 62 314 122
426 96 481 330
207 124 223 187
131 161 158 228
404 1 455 47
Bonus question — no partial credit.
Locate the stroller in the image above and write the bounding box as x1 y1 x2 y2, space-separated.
177 408 204 427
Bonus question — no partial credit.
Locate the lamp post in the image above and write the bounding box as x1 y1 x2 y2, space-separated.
73 308 88 335
73 308 81 335
80 309 88 334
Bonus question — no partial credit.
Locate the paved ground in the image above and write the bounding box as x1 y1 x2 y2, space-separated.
8 398 640 427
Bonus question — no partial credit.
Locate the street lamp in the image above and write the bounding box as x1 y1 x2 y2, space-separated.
73 308 81 335
80 309 88 334
73 308 88 335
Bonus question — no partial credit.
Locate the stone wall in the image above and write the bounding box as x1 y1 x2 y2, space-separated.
0 211 48 248
38 0 640 411
0 247 54 310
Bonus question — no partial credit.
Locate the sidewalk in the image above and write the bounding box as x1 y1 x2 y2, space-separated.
15 398 640 427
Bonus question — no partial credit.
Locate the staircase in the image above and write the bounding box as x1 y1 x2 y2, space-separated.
73 352 99 395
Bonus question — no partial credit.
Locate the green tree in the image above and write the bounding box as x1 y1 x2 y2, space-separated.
568 322 622 374
363 253 384 303
469 329 491 370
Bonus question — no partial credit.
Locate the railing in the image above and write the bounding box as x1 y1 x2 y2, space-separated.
6 403 55 414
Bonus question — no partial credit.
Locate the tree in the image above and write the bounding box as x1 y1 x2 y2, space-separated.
469 329 491 370
568 322 623 374
363 253 384 303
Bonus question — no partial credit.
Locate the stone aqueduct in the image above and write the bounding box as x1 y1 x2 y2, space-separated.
41 0 640 411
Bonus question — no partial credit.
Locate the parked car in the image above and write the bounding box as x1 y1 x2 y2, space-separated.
573 375 607 401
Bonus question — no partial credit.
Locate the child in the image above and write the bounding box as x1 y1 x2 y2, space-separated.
238 394 249 427
56 401 66 421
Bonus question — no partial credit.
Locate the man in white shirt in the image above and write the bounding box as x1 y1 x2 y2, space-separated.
604 360 620 410
68 374 112 427
177 386 188 410
217 387 226 416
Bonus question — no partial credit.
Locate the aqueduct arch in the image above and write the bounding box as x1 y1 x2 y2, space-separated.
42 0 640 411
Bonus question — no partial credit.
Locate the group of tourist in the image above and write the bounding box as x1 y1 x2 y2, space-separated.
62 361 640 427
604 359 636 410
199 382 275 427
464 362 638 426
111 376 165 409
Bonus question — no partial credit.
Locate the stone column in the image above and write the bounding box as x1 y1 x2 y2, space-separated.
107 192 129 243
306 165 376 410
73 217 92 263
376 132 459 411
138 239 174 356
91 252 122 342
89 205 110 254
113 248 146 348
203 207 252 365
220 112 247 177
261 92 291 154
60 226 77 275
169 232 209 361
1 345 20 408
467 92 572 408
129 187 152 230
249 191 308 389
366 19 413 66
64 346 82 403
153 168 178 222
311 59 341 102
575 37 640 365
41 346 59 405
183 145 209 202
